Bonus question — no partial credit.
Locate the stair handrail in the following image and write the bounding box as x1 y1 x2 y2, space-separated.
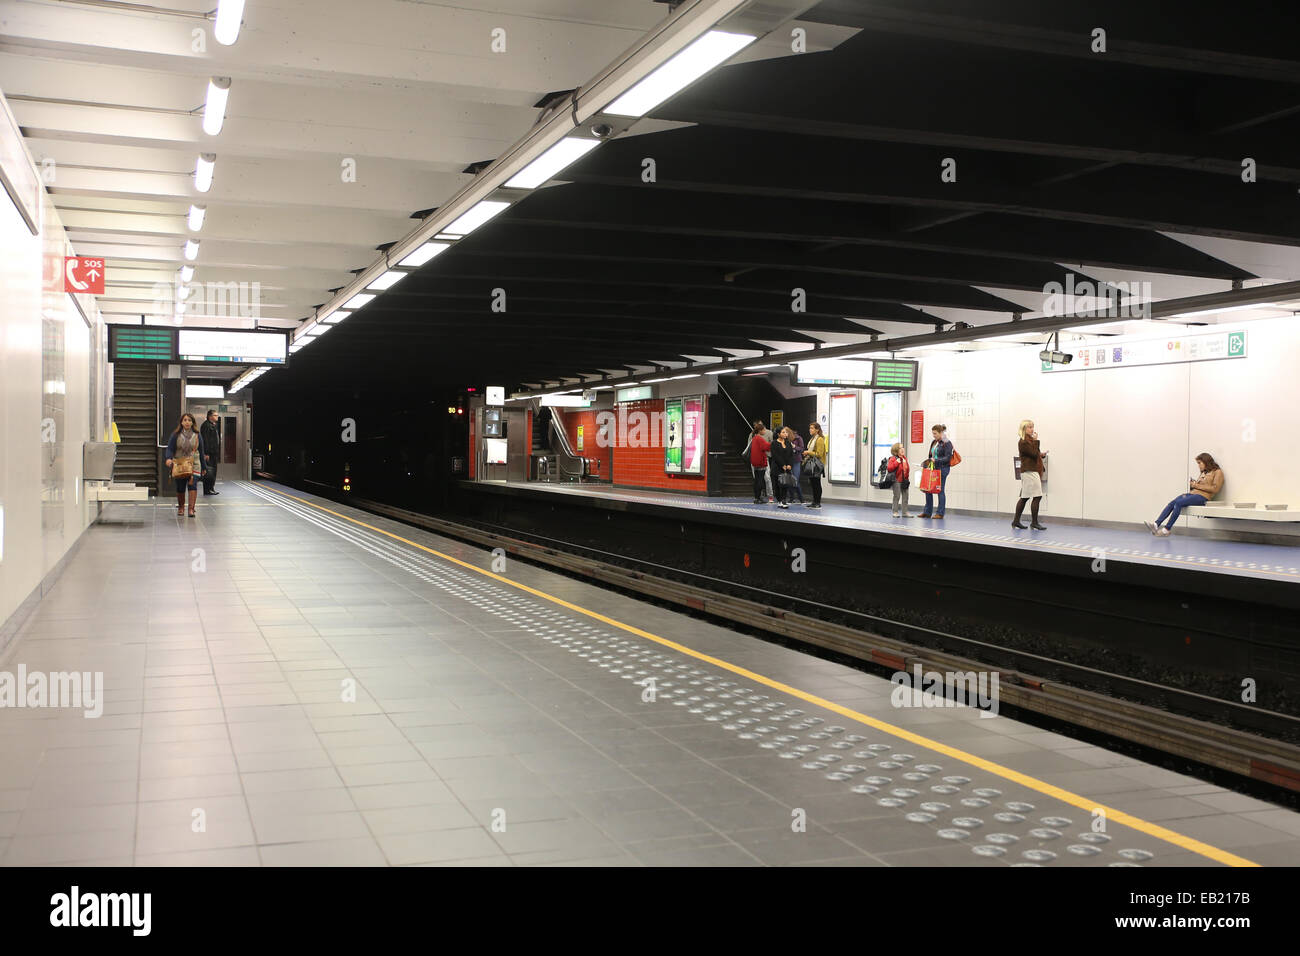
546 408 587 479
716 380 753 435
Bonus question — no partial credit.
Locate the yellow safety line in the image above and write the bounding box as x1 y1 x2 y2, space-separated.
254 482 1260 867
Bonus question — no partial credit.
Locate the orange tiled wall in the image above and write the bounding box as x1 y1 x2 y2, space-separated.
558 409 613 479
610 399 707 492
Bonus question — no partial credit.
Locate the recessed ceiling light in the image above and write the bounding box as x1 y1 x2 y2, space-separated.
367 270 406 291
344 293 375 310
443 200 510 237
505 137 601 189
605 30 756 117
398 242 449 267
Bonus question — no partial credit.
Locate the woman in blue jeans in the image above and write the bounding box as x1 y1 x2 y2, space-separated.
1146 453 1224 536
920 424 953 519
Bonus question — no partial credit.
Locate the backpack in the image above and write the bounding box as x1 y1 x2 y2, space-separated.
876 457 895 489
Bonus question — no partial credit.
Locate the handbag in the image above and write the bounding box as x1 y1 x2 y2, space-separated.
778 470 797 488
171 456 195 479
950 450 962 466
804 457 824 478
919 465 942 493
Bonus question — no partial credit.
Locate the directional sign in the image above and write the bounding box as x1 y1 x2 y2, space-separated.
64 256 105 295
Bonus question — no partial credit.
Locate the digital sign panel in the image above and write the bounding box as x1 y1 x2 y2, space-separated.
110 325 176 362
178 329 288 365
794 358 873 388
616 385 654 403
871 359 918 390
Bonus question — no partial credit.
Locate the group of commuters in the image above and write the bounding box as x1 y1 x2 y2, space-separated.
746 420 826 509
743 413 1223 536
163 410 222 517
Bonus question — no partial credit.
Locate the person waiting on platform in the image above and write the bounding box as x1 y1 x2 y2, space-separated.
788 428 806 504
1012 419 1047 531
769 427 796 509
919 425 953 519
748 419 774 502
747 423 772 504
200 409 221 496
803 422 827 509
1146 453 1224 536
164 412 207 518
887 442 912 517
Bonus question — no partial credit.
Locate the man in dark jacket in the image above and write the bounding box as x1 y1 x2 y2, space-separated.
200 409 221 495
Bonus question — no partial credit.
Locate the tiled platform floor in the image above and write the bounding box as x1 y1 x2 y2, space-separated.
0 480 1295 867
489 481 1300 585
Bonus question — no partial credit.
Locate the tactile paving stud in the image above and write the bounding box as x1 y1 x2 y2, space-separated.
840 764 868 774
902 771 930 782
877 760 903 769
801 761 827 770
1067 844 1103 856
778 752 801 759
1040 816 1072 827
1117 849 1154 862
972 845 1006 857
984 833 1019 845
808 732 831 740
905 812 937 824
941 775 970 785
1005 801 1035 812
1022 849 1057 862
920 802 951 813
951 817 984 828
1029 828 1062 840
877 797 908 808
915 764 943 773
889 754 915 763
825 772 853 781
993 812 1026 824
1077 832 1111 844
972 788 1002 798
850 784 879 794
930 784 961 794
819 753 843 764
864 776 892 786
960 797 992 808
937 828 970 840
793 744 818 754
890 788 921 799
844 734 866 743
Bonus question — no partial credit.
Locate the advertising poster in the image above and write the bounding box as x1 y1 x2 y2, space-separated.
682 396 704 474
770 410 783 431
828 392 858 484
664 398 683 473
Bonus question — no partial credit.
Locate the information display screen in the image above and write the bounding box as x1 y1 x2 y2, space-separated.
110 325 176 362
485 438 508 465
872 359 918 390
794 358 873 388
178 329 288 365
828 392 859 484
616 385 654 403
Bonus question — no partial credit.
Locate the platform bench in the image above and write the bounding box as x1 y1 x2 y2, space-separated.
1186 503 1299 523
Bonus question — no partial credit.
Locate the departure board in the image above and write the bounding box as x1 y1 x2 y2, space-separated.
109 326 175 362
871 360 918 389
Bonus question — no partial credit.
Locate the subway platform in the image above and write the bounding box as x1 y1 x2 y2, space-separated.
0 480 1296 867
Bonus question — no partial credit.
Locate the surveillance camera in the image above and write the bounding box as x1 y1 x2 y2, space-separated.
591 123 613 139
1039 349 1074 365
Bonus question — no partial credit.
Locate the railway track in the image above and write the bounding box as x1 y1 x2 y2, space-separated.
276 478 1300 794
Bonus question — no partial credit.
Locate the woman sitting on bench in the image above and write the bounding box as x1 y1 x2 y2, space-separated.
1147 453 1223 536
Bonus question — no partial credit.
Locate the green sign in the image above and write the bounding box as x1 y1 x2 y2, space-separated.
872 359 918 390
110 326 175 362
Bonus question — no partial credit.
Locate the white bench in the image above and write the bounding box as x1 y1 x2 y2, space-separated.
1186 503 1298 522
85 482 150 519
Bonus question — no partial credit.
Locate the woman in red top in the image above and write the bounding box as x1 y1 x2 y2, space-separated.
748 423 771 504
887 442 912 517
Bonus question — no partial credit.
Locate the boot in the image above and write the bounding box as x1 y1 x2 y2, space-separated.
177 492 185 517
187 488 198 517
1011 498 1027 529
1030 497 1046 530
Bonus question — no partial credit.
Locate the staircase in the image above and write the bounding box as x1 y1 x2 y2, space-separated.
111 362 160 495
716 384 759 498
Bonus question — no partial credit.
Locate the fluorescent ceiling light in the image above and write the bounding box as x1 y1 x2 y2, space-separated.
202 77 231 135
307 324 331 336
323 310 351 324
180 265 194 282
670 373 700 379
344 293 375 309
705 368 738 374
746 363 779 369
443 200 510 237
643 377 669 383
187 203 205 231
1165 302 1279 320
605 30 757 117
194 153 216 193
183 239 199 261
505 137 601 189
398 242 449 267
434 233 462 241
367 270 406 291
214 0 246 46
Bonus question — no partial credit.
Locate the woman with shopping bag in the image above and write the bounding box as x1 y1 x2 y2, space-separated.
919 425 954 519
164 412 208 518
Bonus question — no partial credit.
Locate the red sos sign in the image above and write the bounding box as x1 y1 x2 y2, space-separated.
64 257 105 295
